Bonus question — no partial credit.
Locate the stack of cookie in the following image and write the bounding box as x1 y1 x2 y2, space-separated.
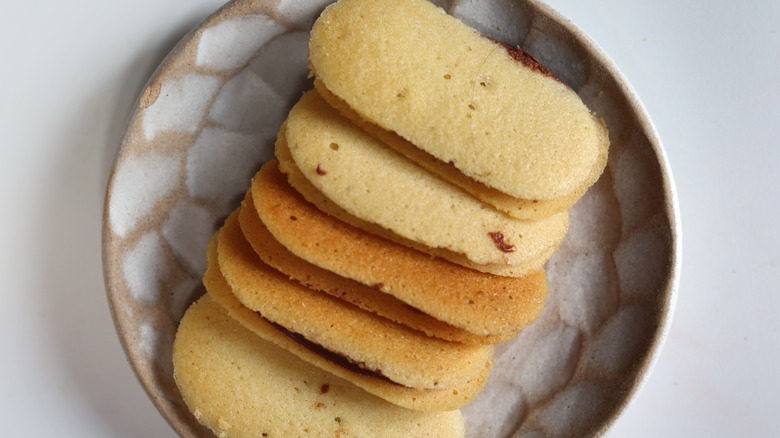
173 0 609 436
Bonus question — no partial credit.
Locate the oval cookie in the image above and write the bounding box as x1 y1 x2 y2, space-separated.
216 211 493 390
309 0 609 201
173 295 468 436
252 161 548 337
238 190 506 345
282 91 569 268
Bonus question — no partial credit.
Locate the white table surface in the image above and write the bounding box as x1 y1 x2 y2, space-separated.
2 0 778 436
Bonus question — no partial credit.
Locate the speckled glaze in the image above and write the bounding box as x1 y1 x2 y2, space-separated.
102 0 680 437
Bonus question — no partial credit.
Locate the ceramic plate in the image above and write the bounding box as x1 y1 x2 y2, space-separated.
102 0 680 436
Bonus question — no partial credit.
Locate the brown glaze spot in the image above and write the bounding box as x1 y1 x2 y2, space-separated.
140 80 161 109
320 383 330 394
316 164 327 175
290 215 298 221
484 36 560 83
314 402 327 409
489 231 516 253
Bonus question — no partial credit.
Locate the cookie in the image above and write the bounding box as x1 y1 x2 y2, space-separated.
316 82 601 221
203 233 492 412
309 0 609 202
172 295 467 436
215 211 493 390
281 91 570 270
251 160 548 337
276 133 536 277
238 190 506 345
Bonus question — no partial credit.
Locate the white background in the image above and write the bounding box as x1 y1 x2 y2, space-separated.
1 0 778 436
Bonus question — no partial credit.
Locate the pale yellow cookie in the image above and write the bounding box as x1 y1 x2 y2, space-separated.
215 211 493 390
252 161 548 337
203 236 492 412
316 82 604 220
277 134 546 277
173 295 467 436
310 0 609 201
238 190 506 345
282 91 570 269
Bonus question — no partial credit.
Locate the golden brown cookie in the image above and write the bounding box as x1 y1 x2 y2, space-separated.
252 161 548 337
216 211 493 390
238 190 506 345
203 234 492 412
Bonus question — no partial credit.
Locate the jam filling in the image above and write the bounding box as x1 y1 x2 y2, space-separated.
489 231 516 253
484 36 560 82
266 317 398 385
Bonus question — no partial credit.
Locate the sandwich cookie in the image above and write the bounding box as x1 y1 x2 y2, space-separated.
203 230 492 411
309 0 609 205
281 91 570 271
316 83 604 221
276 135 539 277
238 190 506 345
251 161 548 337
173 295 467 436
215 211 493 390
